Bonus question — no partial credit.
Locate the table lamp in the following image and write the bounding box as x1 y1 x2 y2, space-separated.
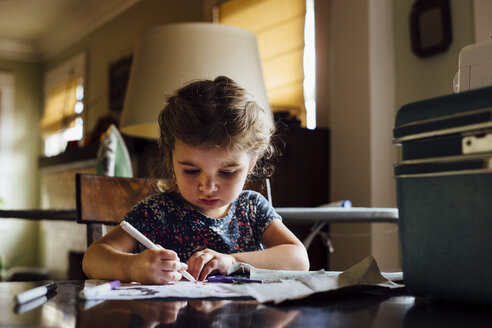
119 22 270 139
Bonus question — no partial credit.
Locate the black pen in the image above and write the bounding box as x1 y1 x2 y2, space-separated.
14 282 57 304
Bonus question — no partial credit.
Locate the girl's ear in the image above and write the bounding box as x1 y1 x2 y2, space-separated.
248 154 258 172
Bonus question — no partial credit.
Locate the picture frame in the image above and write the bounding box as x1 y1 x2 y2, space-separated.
410 0 452 58
109 55 133 113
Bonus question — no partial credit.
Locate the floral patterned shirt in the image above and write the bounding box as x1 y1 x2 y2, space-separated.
123 190 281 262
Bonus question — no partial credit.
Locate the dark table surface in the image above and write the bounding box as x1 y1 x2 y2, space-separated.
1 281 492 327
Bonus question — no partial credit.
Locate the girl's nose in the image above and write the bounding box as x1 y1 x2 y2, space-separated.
199 176 218 193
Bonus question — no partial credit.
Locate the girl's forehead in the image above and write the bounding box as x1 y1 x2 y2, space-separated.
173 140 252 162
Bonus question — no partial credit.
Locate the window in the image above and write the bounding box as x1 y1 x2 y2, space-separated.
41 53 86 156
218 0 316 128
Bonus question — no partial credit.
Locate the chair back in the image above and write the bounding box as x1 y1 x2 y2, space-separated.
75 173 159 245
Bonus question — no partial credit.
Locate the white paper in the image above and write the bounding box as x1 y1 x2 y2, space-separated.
82 280 245 300
81 256 403 304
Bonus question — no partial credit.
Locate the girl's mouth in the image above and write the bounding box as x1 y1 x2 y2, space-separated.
200 198 219 206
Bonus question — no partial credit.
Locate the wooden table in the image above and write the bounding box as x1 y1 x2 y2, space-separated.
2 280 491 327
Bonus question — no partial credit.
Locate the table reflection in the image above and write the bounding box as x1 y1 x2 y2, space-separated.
0 281 78 328
4 281 492 328
78 299 299 328
404 298 492 328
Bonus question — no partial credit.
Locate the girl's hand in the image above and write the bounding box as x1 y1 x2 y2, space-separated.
129 248 188 284
187 249 236 281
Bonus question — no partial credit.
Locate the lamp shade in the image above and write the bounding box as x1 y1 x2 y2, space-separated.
120 22 270 139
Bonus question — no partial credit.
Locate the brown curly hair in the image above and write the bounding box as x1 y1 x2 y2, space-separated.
155 76 276 191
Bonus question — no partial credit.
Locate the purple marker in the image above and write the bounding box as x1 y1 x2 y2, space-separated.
79 280 121 299
207 275 262 284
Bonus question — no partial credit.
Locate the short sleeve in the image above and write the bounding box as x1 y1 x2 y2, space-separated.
247 191 281 241
122 194 163 252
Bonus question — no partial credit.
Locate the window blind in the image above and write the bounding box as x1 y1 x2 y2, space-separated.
40 53 85 137
219 0 306 124
40 77 81 135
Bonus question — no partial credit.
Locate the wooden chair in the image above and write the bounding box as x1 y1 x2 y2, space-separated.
75 173 159 246
75 173 272 246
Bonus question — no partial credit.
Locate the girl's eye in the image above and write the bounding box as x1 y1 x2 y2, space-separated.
183 169 200 175
219 170 236 177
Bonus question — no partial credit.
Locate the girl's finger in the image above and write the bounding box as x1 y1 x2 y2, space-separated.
199 259 219 281
156 248 180 261
189 252 213 280
157 259 187 272
158 270 182 284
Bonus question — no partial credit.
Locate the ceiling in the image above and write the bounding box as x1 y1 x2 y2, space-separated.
0 0 142 61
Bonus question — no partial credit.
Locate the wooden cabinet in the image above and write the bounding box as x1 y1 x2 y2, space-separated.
270 127 330 270
269 127 330 207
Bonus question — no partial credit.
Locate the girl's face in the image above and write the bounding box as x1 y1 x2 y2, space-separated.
172 140 256 219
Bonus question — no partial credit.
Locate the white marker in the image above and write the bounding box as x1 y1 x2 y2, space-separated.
14 282 57 304
15 296 48 314
120 220 196 283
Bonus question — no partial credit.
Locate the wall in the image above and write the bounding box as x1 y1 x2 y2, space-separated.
473 0 492 42
40 163 97 278
326 0 373 270
0 59 43 270
325 0 475 271
314 0 330 128
368 0 398 271
394 0 475 109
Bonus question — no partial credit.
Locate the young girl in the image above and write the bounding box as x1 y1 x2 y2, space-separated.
82 76 309 284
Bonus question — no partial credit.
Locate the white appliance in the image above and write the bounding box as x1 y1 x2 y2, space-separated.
454 40 492 92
